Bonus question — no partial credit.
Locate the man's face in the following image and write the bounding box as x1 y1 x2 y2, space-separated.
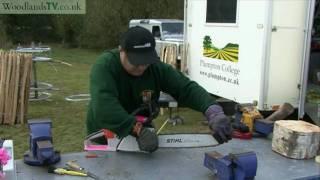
120 49 149 76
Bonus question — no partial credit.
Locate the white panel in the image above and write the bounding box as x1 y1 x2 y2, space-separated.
2 140 17 180
187 0 268 103
2 140 14 171
267 30 305 106
266 0 307 108
272 0 307 27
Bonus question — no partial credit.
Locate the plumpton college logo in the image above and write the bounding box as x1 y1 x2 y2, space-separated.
0 0 86 14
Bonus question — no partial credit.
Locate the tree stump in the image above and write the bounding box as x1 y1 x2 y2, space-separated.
272 120 320 159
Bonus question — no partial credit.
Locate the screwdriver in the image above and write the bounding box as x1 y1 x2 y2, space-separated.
66 160 101 180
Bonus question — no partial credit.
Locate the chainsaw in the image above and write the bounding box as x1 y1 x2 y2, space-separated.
84 94 218 153
84 129 218 153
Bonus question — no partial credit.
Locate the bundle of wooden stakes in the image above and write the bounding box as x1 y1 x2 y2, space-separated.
160 44 187 73
0 51 33 125
160 45 177 68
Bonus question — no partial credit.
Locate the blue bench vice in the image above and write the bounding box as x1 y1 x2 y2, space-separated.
204 151 257 180
23 119 60 166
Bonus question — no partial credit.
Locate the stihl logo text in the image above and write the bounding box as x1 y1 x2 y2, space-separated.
166 139 182 143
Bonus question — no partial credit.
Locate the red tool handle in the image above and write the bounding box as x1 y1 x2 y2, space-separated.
232 130 252 139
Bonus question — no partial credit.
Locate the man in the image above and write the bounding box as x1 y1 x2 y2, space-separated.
87 26 232 153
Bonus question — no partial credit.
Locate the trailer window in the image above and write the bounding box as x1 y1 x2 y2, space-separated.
206 0 237 23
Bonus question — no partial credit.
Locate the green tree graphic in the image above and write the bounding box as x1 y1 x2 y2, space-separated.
203 35 212 50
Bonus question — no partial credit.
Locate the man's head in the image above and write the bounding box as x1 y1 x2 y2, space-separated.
119 26 160 76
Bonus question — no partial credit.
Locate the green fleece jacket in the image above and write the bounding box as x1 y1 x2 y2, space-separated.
87 49 216 137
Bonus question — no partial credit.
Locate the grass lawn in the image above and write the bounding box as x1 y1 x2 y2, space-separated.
0 44 209 159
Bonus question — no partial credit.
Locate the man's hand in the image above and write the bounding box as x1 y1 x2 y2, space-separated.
136 127 158 153
132 119 158 153
132 121 143 136
205 105 232 144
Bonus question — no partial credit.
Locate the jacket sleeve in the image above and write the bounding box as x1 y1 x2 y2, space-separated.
159 63 216 113
89 63 135 138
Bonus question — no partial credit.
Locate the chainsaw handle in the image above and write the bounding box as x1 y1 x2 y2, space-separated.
131 103 159 124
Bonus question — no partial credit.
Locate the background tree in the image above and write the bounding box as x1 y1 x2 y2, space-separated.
0 16 12 48
0 0 184 49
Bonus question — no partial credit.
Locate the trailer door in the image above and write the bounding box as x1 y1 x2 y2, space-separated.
265 0 308 108
299 0 317 120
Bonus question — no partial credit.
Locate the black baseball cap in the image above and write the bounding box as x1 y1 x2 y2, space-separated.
120 26 160 65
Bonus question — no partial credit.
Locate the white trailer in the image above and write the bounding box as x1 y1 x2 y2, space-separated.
184 0 318 119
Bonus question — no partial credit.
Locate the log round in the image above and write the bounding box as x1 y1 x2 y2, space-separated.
272 120 320 159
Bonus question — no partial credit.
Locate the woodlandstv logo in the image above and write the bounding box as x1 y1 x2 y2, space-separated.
0 0 86 14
